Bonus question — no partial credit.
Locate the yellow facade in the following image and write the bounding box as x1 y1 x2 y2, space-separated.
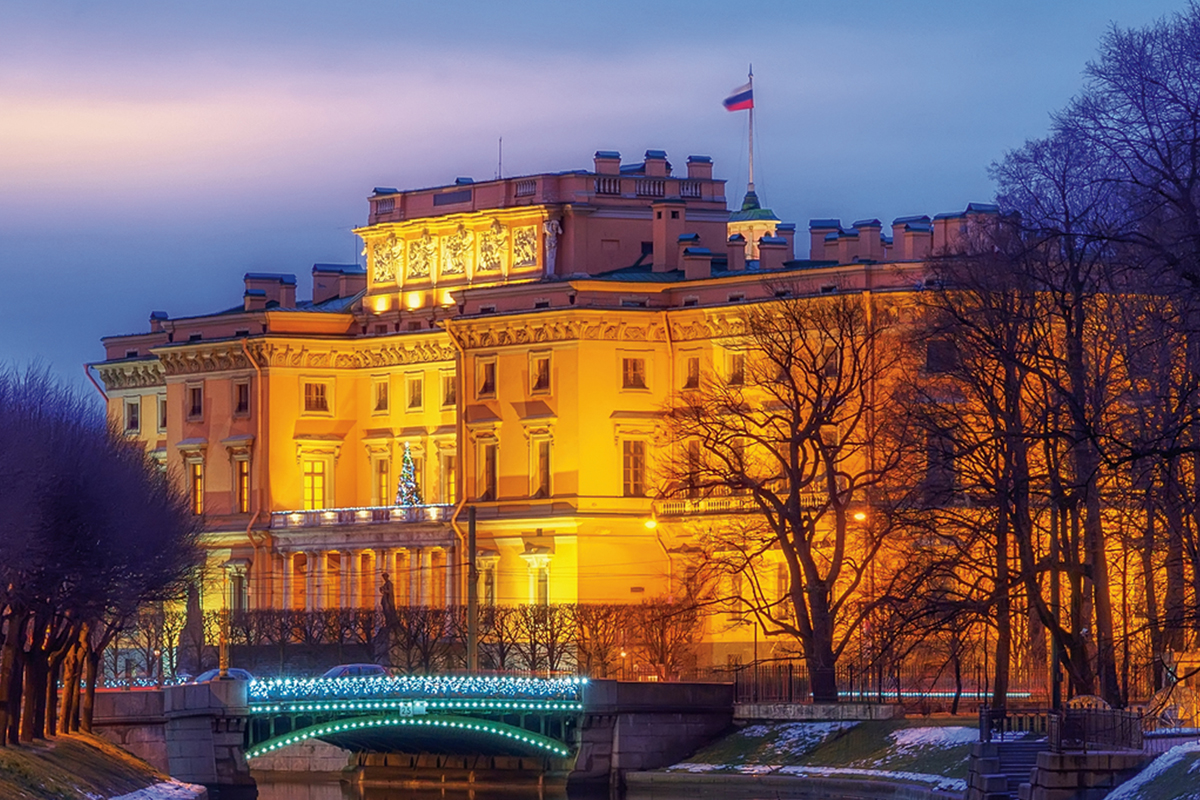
94 149 937 668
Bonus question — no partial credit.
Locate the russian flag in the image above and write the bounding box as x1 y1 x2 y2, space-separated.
724 82 753 111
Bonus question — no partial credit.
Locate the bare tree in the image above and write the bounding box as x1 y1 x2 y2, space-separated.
661 291 917 702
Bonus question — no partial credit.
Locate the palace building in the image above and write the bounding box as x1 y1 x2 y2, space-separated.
92 149 989 668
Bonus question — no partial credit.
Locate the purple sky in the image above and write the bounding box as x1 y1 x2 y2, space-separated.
0 0 1185 383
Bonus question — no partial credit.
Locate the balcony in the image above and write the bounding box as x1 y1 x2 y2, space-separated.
654 493 824 517
269 504 455 529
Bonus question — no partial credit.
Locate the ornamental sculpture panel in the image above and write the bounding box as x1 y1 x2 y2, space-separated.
478 219 506 273
512 226 538 268
371 233 402 284
408 229 435 279
441 225 472 277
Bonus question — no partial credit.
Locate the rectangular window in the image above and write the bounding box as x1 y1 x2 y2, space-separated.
304 382 329 413
234 381 250 415
533 439 551 498
531 354 551 393
535 566 549 606
728 353 746 386
187 386 203 420
684 356 700 390
303 459 326 510
478 361 496 398
375 459 390 506
406 374 424 410
685 440 701 498
622 440 646 497
442 454 457 504
622 357 647 390
236 459 250 514
482 563 497 605
373 380 389 413
157 395 167 432
124 399 140 433
442 373 458 407
190 461 204 515
480 443 497 501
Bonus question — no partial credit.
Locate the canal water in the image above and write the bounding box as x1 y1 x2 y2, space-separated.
254 778 814 800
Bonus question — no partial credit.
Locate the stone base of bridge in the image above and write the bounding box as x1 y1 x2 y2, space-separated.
572 679 735 790
349 751 570 790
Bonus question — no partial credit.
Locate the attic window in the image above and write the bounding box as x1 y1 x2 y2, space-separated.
125 349 138 359
820 284 838 294
682 296 699 307
621 298 647 308
534 300 550 309
479 304 496 314
775 288 792 298
188 333 202 342
727 293 745 303
235 329 250 337
407 321 422 331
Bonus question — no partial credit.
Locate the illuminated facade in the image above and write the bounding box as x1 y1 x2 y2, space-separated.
94 149 975 667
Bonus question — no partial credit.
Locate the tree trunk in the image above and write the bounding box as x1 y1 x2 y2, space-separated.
0 611 28 746
81 648 100 734
992 499 1012 711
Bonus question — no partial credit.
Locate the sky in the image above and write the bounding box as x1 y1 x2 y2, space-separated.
0 0 1187 384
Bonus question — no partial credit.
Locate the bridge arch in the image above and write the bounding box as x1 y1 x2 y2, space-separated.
245 713 572 761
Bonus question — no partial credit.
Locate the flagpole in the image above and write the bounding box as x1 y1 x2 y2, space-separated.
747 65 755 193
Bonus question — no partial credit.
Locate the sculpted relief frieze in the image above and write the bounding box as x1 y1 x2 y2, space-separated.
671 312 748 342
96 361 165 391
408 229 435 279
456 318 665 349
157 347 252 376
478 219 506 274
442 225 472 277
371 233 402 284
244 341 456 370
512 226 538 268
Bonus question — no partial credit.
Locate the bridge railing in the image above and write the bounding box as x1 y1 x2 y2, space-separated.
247 674 588 703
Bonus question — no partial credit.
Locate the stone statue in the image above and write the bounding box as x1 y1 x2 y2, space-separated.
380 571 397 625
543 218 563 274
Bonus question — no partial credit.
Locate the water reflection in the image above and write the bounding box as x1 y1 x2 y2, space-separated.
255 778 571 800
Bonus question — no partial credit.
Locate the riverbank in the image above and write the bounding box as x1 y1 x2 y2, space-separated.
627 717 978 799
0 732 204 800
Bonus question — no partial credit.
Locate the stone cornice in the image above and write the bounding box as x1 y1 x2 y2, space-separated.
450 311 667 350
94 359 166 391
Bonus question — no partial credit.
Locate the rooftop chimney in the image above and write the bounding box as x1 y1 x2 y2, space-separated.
852 219 883 261
594 151 621 175
891 216 932 261
809 219 841 260
149 311 168 333
644 150 670 178
681 247 713 281
312 264 366 304
776 223 796 261
244 273 297 310
727 234 746 272
759 236 788 271
652 200 686 271
686 155 713 180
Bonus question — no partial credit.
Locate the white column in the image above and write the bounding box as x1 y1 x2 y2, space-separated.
304 551 316 612
339 550 351 609
281 552 294 612
409 548 421 607
420 548 433 606
445 545 457 607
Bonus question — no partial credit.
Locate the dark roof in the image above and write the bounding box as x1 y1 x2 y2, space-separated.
892 214 931 225
809 218 842 229
852 218 882 228
594 150 621 159
244 272 296 285
312 263 366 275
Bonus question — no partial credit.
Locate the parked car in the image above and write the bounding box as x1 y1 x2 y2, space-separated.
192 668 255 682
321 663 388 679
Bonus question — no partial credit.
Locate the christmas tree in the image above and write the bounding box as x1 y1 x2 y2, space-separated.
395 442 422 506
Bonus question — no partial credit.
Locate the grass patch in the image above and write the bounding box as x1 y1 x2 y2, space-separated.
0 733 165 800
796 717 978 779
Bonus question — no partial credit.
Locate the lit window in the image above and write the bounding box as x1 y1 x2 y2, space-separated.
190 461 204 515
622 358 647 390
236 459 250 514
304 383 329 413
531 354 551 393
234 382 250 415
303 459 326 510
622 440 646 497
535 565 549 606
482 562 497 605
407 375 424 410
375 459 390 506
441 453 457 504
533 439 551 498
374 380 389 413
684 356 700 390
124 399 140 433
187 386 203 419
728 353 745 386
478 361 496 398
157 396 167 431
480 443 497 501
442 373 458 407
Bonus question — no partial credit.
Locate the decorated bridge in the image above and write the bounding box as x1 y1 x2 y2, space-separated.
244 674 584 760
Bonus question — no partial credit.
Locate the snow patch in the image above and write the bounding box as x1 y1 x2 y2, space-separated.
669 763 720 773
1106 742 1200 800
890 726 978 750
108 780 207 800
777 764 967 792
